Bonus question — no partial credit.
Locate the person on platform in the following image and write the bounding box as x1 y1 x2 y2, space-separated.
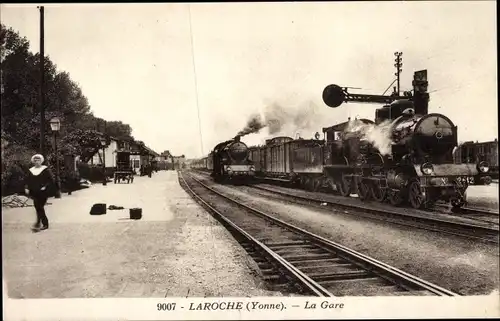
24 154 55 232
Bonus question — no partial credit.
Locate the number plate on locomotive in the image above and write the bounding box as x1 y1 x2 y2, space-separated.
456 176 475 184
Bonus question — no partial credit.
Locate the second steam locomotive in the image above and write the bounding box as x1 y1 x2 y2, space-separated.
191 136 255 183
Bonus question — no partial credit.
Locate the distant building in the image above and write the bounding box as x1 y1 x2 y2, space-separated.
156 150 172 162
88 136 158 174
172 155 186 169
89 136 121 168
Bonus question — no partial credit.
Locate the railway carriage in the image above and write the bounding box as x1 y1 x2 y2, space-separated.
248 136 325 186
190 155 213 172
453 140 498 179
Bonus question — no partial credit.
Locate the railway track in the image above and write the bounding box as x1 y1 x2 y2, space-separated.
434 205 499 225
243 183 499 244
193 169 499 227
179 171 458 297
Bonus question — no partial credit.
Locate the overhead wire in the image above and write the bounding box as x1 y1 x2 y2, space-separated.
381 79 397 95
188 4 204 156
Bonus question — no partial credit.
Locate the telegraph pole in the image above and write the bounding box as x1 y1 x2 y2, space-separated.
39 6 46 156
394 52 403 95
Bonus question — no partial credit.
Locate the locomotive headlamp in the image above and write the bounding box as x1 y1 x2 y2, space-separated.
478 161 489 173
250 165 255 172
421 162 434 175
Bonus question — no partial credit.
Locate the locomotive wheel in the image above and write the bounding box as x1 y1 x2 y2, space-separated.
388 189 404 206
326 178 337 194
303 177 311 191
306 178 316 192
302 177 312 191
310 178 320 192
356 178 371 201
299 177 306 189
371 183 387 203
408 181 425 209
337 175 352 197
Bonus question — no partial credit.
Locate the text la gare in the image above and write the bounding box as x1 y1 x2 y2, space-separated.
305 301 344 309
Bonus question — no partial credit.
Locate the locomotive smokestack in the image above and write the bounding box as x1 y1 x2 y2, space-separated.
412 70 429 116
234 135 241 142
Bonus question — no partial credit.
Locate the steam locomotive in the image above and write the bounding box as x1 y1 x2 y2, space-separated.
249 70 492 209
192 136 255 183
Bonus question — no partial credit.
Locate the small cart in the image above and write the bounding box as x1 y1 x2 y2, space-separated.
114 150 135 184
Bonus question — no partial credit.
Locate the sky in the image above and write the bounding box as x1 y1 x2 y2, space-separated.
1 2 497 158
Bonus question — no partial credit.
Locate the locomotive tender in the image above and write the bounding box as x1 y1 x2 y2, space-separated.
248 69 492 209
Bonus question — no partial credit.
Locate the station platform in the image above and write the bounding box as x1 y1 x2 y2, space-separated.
2 171 277 298
466 184 499 210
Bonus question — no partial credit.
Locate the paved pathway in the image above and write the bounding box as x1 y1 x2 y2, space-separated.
2 171 277 299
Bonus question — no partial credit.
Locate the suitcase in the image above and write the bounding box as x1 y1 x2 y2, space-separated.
129 208 142 220
90 203 107 215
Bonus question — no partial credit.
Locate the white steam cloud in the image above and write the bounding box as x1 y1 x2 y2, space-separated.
345 118 394 155
236 100 326 141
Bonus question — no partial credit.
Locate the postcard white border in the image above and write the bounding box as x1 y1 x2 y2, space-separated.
3 296 500 320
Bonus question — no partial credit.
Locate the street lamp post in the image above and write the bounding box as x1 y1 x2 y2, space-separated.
49 117 61 199
100 136 107 186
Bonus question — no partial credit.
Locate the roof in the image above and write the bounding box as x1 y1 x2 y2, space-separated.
322 118 374 133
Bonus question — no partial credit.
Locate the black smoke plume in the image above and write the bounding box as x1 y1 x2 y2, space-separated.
235 100 326 140
236 114 266 137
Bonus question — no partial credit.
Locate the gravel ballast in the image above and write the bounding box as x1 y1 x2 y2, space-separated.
194 175 499 296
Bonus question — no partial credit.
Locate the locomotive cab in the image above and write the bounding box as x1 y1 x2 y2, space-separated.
375 100 415 124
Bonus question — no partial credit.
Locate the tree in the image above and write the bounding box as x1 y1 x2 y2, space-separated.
95 119 134 140
1 24 141 195
59 129 104 163
0 24 29 63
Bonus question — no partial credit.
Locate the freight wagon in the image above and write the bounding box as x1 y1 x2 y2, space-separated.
248 135 325 188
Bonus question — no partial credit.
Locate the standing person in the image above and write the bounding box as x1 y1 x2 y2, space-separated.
24 154 55 232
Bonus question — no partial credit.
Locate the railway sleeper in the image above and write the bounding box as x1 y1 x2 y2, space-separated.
296 263 352 272
283 253 334 261
257 262 273 269
290 257 345 266
265 240 310 247
309 270 371 282
259 268 276 275
262 274 283 282
266 244 315 250
272 247 326 256
252 256 269 264
258 236 304 243
317 275 388 287
298 264 363 275
397 290 434 296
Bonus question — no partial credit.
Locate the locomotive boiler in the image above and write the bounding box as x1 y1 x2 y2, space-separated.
320 69 492 209
211 135 255 183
